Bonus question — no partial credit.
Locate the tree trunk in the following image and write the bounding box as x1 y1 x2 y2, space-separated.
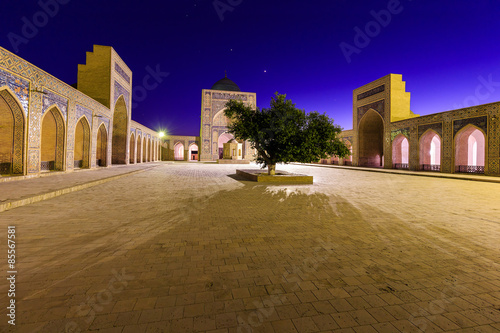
268 164 276 175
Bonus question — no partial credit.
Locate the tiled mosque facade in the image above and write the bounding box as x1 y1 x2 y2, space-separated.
161 75 257 162
322 74 500 176
0 45 161 178
199 88 256 161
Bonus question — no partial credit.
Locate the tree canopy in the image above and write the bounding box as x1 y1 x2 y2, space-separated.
224 93 350 175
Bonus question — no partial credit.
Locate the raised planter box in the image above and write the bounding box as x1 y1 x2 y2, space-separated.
236 169 313 184
217 159 250 164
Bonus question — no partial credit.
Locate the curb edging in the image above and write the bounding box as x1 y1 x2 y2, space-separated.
0 165 160 213
292 163 500 184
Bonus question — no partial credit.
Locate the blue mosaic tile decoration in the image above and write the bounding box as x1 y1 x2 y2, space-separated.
0 68 29 116
42 89 68 121
212 92 248 101
76 104 93 129
357 100 385 125
357 85 385 101
114 63 130 84
453 116 487 136
114 81 130 111
418 122 443 138
99 117 110 130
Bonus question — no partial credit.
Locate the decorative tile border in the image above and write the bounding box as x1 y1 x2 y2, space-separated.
357 85 385 101
0 68 29 116
76 104 93 129
42 89 68 120
114 63 130 84
114 81 130 111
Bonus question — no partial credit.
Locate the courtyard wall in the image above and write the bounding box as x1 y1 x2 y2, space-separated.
0 46 160 177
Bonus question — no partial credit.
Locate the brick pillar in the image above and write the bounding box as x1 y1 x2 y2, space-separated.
441 117 453 173
409 126 419 171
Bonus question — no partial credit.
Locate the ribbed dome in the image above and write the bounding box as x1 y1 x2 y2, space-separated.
211 76 240 92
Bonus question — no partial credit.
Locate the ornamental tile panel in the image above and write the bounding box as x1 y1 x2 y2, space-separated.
357 85 385 101
453 116 488 136
212 92 248 101
0 68 29 116
42 89 68 121
114 81 130 111
76 104 93 129
114 63 131 84
418 122 443 138
99 117 110 130
357 100 385 125
391 128 410 141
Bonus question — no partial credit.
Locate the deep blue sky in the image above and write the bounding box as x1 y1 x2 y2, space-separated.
1 0 500 135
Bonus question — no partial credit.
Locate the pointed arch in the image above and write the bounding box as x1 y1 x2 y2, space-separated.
74 116 91 169
112 95 128 164
129 132 135 164
419 129 441 171
148 138 152 162
41 106 65 171
455 124 485 173
358 109 384 167
218 132 234 160
392 134 409 169
174 141 184 161
136 134 142 163
0 88 25 175
213 108 231 127
96 123 108 167
188 143 199 161
142 136 147 163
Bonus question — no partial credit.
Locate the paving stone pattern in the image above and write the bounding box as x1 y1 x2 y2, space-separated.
0 163 499 332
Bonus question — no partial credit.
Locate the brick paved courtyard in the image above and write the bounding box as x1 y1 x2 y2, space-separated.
0 163 499 333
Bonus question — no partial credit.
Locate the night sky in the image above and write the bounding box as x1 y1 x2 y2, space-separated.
1 0 500 136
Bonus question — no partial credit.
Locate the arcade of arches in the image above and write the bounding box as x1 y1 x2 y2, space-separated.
325 74 500 176
1 46 499 177
0 45 161 177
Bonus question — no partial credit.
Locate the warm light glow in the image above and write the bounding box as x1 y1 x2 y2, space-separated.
174 142 184 160
158 131 165 138
467 129 484 167
430 140 436 165
469 136 477 166
401 138 409 164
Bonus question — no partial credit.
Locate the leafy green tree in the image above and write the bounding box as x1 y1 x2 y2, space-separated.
224 93 350 175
